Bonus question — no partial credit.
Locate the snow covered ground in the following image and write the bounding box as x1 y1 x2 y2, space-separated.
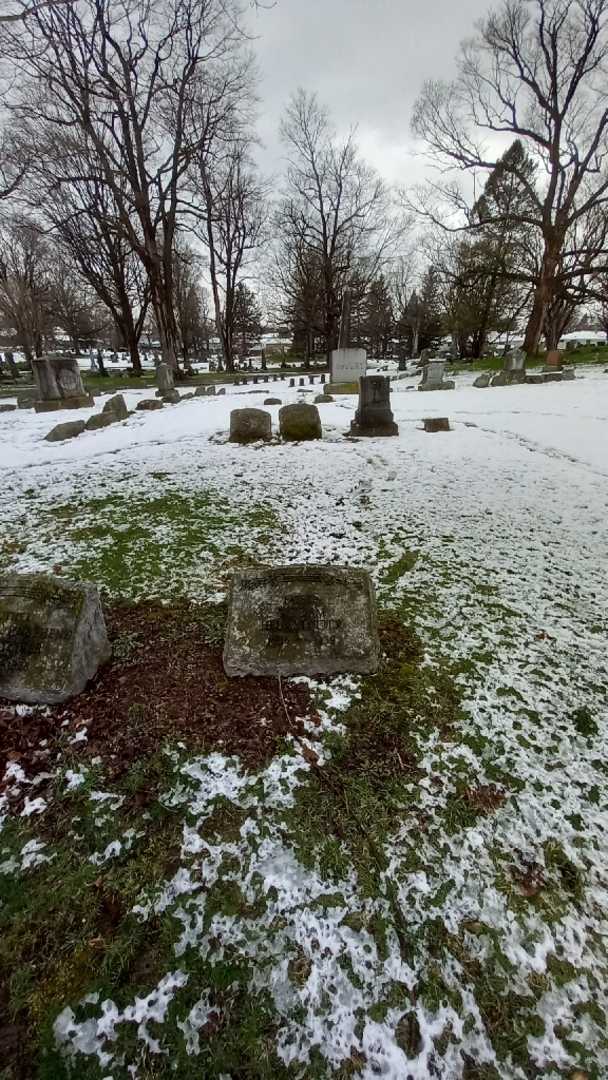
1 367 608 1079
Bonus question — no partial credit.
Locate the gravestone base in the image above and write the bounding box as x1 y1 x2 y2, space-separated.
490 371 527 387
324 382 359 395
418 380 455 392
526 373 545 385
223 565 380 677
424 417 450 433
35 394 94 413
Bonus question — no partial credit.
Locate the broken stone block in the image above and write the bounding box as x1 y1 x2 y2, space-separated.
85 412 118 431
136 398 163 411
160 389 180 404
229 408 272 443
102 394 128 419
223 565 380 677
45 420 86 442
279 403 322 441
0 573 111 704
473 374 491 388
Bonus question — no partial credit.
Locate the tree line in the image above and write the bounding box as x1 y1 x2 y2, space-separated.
1 0 608 371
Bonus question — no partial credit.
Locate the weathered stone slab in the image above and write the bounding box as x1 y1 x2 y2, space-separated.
102 394 128 419
0 403 16 412
330 347 366 384
525 373 545 385
136 398 163 411
223 565 380 677
561 368 576 381
264 397 282 405
161 389 181 404
279 403 322 441
45 420 86 442
424 417 450 432
32 357 61 402
229 408 272 443
85 411 118 431
350 375 398 437
53 356 88 399
0 573 111 704
473 373 491 388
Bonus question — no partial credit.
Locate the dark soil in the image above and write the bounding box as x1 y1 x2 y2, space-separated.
0 600 319 796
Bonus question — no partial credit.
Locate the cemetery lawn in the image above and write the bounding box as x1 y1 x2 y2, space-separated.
1 373 608 1079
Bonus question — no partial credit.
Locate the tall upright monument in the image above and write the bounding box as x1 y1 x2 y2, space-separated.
328 289 367 387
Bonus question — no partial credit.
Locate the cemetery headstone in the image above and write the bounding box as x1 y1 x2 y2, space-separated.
229 408 272 443
330 287 367 385
223 565 380 677
290 378 295 387
217 387 226 395
33 356 93 412
279 403 322 441
418 361 455 392
156 363 175 395
264 397 282 405
492 348 527 386
350 375 398 437
0 403 16 413
473 373 491 388
299 377 305 387
320 374 326 384
0 572 111 704
545 349 561 368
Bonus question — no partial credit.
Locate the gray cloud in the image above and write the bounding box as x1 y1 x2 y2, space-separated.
246 0 492 184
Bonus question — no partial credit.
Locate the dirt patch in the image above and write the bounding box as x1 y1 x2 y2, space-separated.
0 600 319 794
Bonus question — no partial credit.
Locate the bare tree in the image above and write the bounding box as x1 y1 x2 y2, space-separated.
173 240 207 363
195 141 267 371
21 127 151 372
4 0 255 370
278 89 402 359
0 1 74 23
0 217 52 361
412 0 608 356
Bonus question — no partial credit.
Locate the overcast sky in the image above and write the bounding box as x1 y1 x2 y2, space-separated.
245 0 493 186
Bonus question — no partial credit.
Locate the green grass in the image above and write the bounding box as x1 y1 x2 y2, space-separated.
452 343 608 373
14 487 279 599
